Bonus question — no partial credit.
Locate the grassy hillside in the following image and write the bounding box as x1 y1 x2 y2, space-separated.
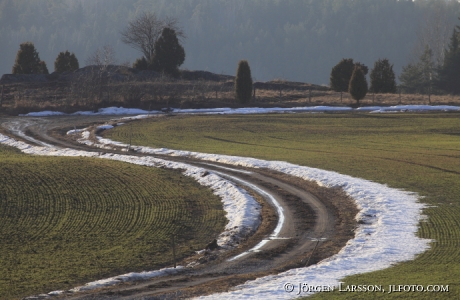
0 145 226 299
103 112 460 298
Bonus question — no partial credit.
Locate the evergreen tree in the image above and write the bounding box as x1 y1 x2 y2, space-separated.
330 58 355 93
12 42 46 74
437 29 460 94
151 28 185 77
330 58 368 100
399 63 422 93
54 50 79 73
349 65 368 105
370 58 396 93
235 60 253 104
400 46 435 94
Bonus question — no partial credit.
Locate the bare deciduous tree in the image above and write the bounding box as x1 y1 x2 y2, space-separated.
85 45 117 70
120 12 184 62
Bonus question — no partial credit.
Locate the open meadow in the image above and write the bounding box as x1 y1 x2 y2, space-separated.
0 145 226 299
103 112 460 298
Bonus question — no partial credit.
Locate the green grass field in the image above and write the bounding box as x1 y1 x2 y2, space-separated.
103 113 460 298
0 145 226 299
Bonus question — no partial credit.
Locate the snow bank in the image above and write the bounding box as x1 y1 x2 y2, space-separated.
68 266 184 293
194 158 430 299
20 104 460 117
84 131 431 299
96 124 114 130
358 104 460 113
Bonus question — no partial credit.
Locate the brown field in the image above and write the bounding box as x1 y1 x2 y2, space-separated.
0 69 459 115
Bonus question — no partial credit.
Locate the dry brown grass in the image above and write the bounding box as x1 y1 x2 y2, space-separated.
253 89 460 107
1 77 459 116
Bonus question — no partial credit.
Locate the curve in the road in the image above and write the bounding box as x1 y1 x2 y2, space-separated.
1 116 337 299
4 114 428 300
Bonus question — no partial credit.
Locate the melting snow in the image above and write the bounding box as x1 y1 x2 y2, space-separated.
19 104 460 117
75 125 432 299
3 105 438 298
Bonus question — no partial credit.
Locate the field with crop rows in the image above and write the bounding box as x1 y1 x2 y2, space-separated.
0 145 226 299
103 112 460 298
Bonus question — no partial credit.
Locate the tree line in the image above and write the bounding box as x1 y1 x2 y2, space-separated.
8 1 460 107
329 58 396 105
329 12 460 105
400 21 460 96
2 0 460 84
11 12 185 78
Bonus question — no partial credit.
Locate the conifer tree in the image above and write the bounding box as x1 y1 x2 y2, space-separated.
12 42 47 74
437 29 460 94
349 65 368 105
54 51 79 73
330 58 368 101
330 58 355 94
151 28 185 77
400 46 435 94
235 60 253 104
370 58 396 93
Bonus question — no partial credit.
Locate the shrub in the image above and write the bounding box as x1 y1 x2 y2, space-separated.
54 51 79 73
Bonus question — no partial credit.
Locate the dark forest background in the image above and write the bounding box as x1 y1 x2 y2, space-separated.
1 0 459 84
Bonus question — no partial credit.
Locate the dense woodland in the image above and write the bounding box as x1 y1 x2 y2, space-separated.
1 0 460 84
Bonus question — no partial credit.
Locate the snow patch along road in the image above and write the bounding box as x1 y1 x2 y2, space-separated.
78 126 432 299
212 170 285 262
19 104 460 118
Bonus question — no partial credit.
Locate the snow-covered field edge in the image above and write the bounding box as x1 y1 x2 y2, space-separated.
0 133 261 295
80 126 432 299
20 104 460 118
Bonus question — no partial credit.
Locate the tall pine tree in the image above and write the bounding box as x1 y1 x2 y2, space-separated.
235 60 253 104
437 28 460 94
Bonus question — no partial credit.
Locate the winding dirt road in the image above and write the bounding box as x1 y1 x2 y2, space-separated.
1 115 357 299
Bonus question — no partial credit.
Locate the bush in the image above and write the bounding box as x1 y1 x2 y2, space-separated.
54 51 79 73
133 57 150 71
